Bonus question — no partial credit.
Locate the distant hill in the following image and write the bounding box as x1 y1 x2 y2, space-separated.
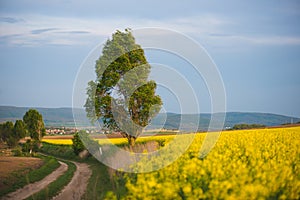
152 112 300 131
0 106 299 130
0 106 87 127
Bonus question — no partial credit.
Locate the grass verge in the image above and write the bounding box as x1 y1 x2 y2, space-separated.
40 142 79 161
83 160 117 199
39 142 128 199
26 160 76 200
0 155 60 197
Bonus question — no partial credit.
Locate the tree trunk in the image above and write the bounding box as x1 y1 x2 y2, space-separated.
127 135 136 147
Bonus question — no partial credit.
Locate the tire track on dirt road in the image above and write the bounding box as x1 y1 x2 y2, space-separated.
52 161 91 200
1 161 68 200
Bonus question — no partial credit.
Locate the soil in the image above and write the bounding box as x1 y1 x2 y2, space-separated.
53 162 92 200
0 157 43 179
1 161 68 200
0 156 44 192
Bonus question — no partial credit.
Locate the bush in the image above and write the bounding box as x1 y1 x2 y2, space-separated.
12 147 23 156
232 123 266 130
72 132 85 155
22 139 39 154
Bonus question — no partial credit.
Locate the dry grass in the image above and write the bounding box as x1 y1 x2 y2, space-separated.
0 156 43 190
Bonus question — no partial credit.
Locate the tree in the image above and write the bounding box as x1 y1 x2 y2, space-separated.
7 120 27 147
232 123 266 130
14 120 27 139
23 109 46 141
72 132 85 155
72 131 99 156
85 29 162 146
0 121 14 144
0 120 27 147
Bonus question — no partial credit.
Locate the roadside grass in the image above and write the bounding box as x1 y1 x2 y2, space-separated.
39 142 79 161
82 159 128 200
82 160 113 199
26 160 76 200
39 142 128 199
0 155 60 197
39 139 170 199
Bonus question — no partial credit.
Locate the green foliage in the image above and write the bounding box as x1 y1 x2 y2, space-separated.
22 139 39 154
7 120 28 147
6 135 19 147
85 29 162 146
72 132 86 155
71 131 100 156
11 147 23 156
232 123 266 130
0 121 14 143
0 121 27 148
23 109 46 141
78 131 100 156
14 120 27 138
39 142 79 161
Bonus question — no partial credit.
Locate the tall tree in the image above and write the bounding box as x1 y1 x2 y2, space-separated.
0 121 14 144
85 29 162 146
23 109 46 141
0 121 27 147
14 120 27 139
8 120 28 147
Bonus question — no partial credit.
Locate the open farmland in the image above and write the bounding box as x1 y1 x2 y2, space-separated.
122 127 300 199
42 126 300 199
0 157 43 185
43 134 176 146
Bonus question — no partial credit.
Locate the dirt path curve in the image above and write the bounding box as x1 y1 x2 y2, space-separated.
2 161 68 200
52 162 91 200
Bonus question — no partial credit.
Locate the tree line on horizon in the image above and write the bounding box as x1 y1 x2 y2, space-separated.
0 109 46 153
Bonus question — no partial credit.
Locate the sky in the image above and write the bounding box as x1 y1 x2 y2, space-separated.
0 0 300 117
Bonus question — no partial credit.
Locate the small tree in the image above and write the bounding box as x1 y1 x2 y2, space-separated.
23 109 46 141
85 29 162 146
72 131 99 156
72 132 85 155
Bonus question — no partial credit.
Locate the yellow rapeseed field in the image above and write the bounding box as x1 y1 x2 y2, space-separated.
42 139 73 145
43 134 175 145
123 127 300 199
43 127 300 199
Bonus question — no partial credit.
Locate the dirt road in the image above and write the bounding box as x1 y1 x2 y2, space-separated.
2 161 68 200
52 162 91 200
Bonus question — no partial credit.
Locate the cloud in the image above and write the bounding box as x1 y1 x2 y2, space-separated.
0 14 299 48
56 30 91 34
246 36 300 45
0 17 24 23
207 33 300 46
31 28 59 34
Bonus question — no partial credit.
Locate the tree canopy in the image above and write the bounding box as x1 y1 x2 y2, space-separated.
232 123 266 130
14 120 27 139
72 132 85 155
85 29 162 146
23 109 46 141
0 120 27 147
